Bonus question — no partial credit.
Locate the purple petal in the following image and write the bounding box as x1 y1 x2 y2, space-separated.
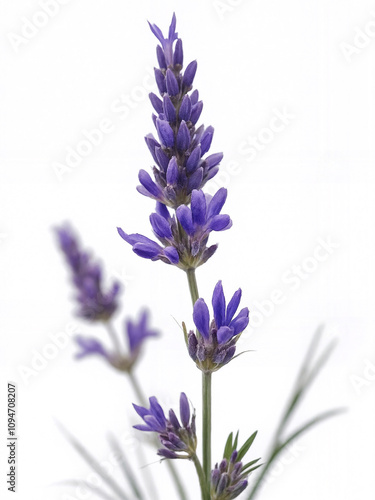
187 167 203 192
162 246 179 264
191 190 207 226
157 449 179 459
186 145 201 173
217 326 234 344
176 120 190 151
163 95 177 123
169 409 181 429
133 424 152 432
212 281 226 329
133 242 161 259
190 101 203 125
154 68 166 94
200 126 214 155
133 403 149 419
179 95 192 121
208 214 232 231
207 188 228 219
144 134 160 163
156 202 171 220
155 147 170 172
149 92 163 114
166 68 179 96
193 298 210 339
179 392 190 427
226 289 242 324
182 60 197 88
173 38 183 66
190 89 199 105
156 118 175 148
149 396 167 428
138 169 162 198
230 310 249 336
176 205 194 235
156 45 166 69
166 157 178 184
150 213 172 239
205 152 223 169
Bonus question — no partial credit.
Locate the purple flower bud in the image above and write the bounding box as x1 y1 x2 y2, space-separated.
188 332 198 360
176 204 194 235
190 89 199 105
154 68 166 94
179 95 192 121
200 126 214 155
150 213 173 239
209 214 232 231
212 281 226 329
162 246 179 264
163 95 177 122
138 169 162 198
155 147 170 172
176 120 190 151
156 118 175 148
156 45 167 69
186 145 201 173
173 38 183 66
187 167 203 191
149 92 163 114
166 68 180 96
190 101 203 125
191 189 207 226
182 60 197 88
166 157 179 185
179 393 190 428
193 299 210 339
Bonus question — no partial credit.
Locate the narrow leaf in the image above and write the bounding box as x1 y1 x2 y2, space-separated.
237 431 258 461
223 432 233 460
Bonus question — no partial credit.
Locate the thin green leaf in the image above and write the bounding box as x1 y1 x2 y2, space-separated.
241 458 261 472
56 421 129 500
108 435 144 500
237 431 258 461
223 432 233 460
232 430 239 453
244 463 263 474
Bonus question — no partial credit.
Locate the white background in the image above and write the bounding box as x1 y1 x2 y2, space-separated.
1 0 374 499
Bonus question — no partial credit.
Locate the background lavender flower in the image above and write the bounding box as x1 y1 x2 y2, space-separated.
55 225 120 321
187 281 249 372
133 392 197 459
74 310 159 373
138 14 223 208
117 188 231 270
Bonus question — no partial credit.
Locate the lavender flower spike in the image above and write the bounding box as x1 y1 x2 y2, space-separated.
125 309 159 357
55 225 120 321
187 281 249 373
118 188 232 270
139 14 223 208
133 393 197 459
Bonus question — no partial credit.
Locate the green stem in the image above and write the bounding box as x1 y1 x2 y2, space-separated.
128 371 189 500
186 268 199 305
202 372 212 492
185 269 212 492
191 453 210 500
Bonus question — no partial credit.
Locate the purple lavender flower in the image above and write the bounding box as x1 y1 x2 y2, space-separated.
126 309 159 357
211 452 249 500
74 310 159 373
187 281 249 372
55 225 120 321
138 14 223 208
117 188 231 269
133 393 197 459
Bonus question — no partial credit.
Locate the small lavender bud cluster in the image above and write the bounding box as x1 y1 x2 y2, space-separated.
211 451 249 500
133 393 197 459
187 281 249 372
